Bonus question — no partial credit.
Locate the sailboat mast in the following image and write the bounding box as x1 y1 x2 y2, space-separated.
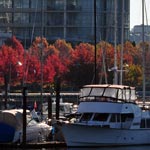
94 0 97 84
120 0 124 85
41 0 44 114
114 0 118 84
142 0 146 102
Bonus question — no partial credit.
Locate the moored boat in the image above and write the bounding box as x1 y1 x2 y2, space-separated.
0 109 52 143
62 84 150 147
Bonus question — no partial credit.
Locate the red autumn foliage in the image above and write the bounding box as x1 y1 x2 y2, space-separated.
0 44 24 85
29 37 50 59
71 43 94 64
0 36 144 89
29 38 68 84
66 43 95 87
54 39 73 67
46 55 66 76
5 36 24 57
23 52 41 83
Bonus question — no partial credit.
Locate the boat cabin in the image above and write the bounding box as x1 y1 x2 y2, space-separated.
78 111 134 129
74 84 150 130
79 84 137 103
77 109 150 129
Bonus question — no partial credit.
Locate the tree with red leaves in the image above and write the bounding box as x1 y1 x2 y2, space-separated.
28 38 68 89
66 43 95 88
23 52 41 84
0 36 24 108
5 36 24 57
54 39 73 73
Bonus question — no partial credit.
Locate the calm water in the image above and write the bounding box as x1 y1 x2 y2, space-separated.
4 146 150 150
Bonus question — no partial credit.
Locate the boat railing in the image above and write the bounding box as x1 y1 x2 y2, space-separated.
79 96 136 104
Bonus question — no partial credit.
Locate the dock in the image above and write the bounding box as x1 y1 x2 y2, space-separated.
0 141 67 149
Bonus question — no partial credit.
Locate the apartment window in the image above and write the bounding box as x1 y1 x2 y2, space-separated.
0 13 12 23
14 0 29 8
47 0 63 10
50 13 64 25
67 27 78 38
66 0 77 10
31 0 45 9
50 27 64 38
55 0 64 10
30 13 42 24
67 12 77 25
0 0 12 8
14 13 29 23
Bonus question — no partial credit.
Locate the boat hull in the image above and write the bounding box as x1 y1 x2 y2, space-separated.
62 123 150 147
0 122 15 143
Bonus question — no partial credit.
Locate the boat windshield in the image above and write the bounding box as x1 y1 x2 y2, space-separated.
79 113 93 122
79 85 137 102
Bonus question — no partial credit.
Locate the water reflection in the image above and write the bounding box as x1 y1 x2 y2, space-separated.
4 146 150 150
67 146 150 150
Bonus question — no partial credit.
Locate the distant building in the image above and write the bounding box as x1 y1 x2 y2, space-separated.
0 0 130 47
0 32 12 45
130 25 150 44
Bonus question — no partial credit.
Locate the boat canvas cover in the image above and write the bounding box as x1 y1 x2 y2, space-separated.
0 110 23 130
80 84 137 102
0 122 15 142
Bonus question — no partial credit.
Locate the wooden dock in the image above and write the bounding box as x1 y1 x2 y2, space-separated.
0 141 67 149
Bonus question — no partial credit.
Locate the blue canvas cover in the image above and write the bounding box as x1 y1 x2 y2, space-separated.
0 122 15 143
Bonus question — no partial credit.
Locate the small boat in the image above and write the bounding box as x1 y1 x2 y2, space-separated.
62 84 150 147
42 100 73 120
0 109 52 143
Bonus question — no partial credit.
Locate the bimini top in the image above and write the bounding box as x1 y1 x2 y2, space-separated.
79 84 137 102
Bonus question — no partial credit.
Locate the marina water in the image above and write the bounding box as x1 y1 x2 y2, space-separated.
5 146 150 150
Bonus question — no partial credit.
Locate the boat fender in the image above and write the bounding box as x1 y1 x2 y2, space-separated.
51 126 55 141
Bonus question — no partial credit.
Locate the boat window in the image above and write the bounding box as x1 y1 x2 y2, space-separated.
110 113 134 122
121 113 134 122
147 119 150 128
110 114 121 122
79 113 93 122
60 106 65 112
140 119 150 128
140 119 146 128
93 113 109 121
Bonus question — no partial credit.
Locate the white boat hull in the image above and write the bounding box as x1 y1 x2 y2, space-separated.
62 123 150 147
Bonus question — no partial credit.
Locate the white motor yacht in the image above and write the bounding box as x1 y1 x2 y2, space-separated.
62 84 150 147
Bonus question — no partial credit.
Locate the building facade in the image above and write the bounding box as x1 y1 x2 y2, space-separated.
0 0 130 47
130 25 150 44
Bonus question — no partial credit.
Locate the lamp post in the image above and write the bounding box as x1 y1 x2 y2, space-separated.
4 61 22 109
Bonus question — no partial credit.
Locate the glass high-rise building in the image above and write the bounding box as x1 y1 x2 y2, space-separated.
0 0 130 47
